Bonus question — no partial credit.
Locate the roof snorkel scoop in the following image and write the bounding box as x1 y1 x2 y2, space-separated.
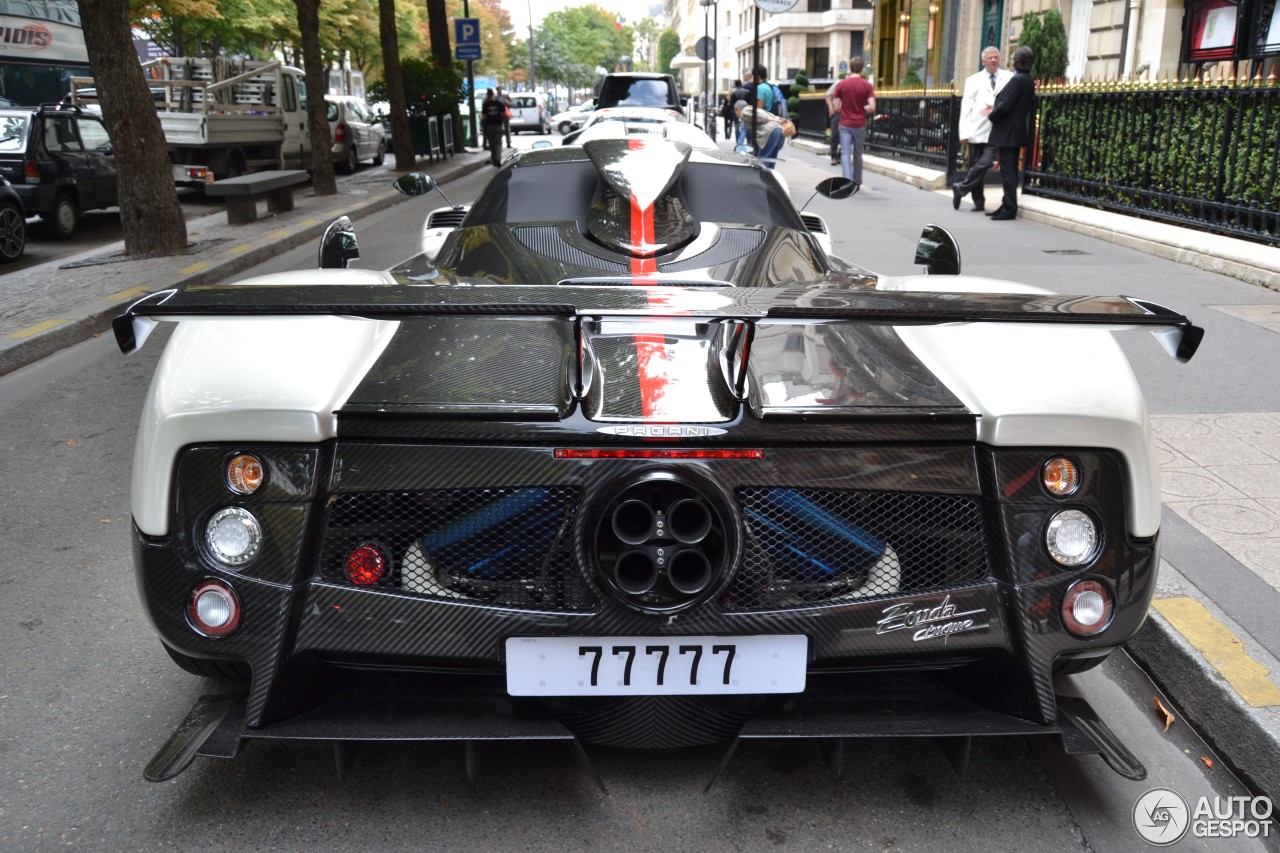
583 138 697 258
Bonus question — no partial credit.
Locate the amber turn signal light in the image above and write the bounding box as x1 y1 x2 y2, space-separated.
227 454 265 495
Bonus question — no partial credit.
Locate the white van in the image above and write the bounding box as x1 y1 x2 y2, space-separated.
507 92 550 135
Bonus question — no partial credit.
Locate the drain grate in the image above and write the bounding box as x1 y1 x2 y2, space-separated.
1042 249 1089 255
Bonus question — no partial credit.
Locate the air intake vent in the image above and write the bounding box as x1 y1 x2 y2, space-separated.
799 212 827 235
427 209 467 228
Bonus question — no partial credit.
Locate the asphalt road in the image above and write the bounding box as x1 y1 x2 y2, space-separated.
0 132 1276 852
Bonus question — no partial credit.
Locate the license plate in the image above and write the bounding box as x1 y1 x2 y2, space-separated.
504 634 807 697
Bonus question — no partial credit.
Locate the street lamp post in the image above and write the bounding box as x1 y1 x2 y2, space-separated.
699 0 717 139
527 0 536 89
925 3 939 88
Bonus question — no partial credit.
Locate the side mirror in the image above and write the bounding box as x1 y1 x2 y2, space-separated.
394 172 437 197
815 177 858 199
913 224 961 275
319 216 360 269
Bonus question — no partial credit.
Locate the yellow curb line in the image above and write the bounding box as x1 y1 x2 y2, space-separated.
224 244 254 255
178 261 211 274
105 286 150 302
1154 597 1280 708
268 229 291 239
298 218 320 226
7 318 68 339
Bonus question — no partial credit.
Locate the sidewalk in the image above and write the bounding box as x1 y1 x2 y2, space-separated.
0 148 490 375
5 136 1280 801
797 134 1280 799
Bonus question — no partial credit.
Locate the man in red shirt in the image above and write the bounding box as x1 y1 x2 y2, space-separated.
832 56 876 187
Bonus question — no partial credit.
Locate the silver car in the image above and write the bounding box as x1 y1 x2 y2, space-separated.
325 96 386 174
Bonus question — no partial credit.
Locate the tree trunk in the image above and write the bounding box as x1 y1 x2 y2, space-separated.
78 0 187 256
297 0 337 195
425 0 452 69
379 0 415 170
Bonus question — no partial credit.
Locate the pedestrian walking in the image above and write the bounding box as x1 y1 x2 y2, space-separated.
951 46 1012 213
497 87 512 147
734 100 784 168
831 56 875 187
824 81 841 166
481 88 506 167
981 46 1035 220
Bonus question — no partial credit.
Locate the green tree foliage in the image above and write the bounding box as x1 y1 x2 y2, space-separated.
631 17 662 71
368 56 465 116
535 6 633 89
658 28 680 77
1018 10 1068 81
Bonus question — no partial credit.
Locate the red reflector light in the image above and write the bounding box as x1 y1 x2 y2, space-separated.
24 160 39 180
555 448 764 459
188 579 241 637
335 122 348 142
345 544 388 586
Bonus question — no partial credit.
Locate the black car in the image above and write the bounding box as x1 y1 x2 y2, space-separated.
0 104 118 239
0 176 25 262
114 139 1203 785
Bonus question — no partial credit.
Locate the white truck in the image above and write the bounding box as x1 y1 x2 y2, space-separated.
74 58 314 187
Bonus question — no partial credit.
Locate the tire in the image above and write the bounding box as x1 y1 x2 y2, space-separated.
339 145 358 174
163 644 251 683
372 140 385 166
225 151 246 179
42 193 77 240
558 121 572 135
0 201 25 263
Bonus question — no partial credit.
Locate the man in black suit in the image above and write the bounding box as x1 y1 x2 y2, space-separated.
981 46 1034 221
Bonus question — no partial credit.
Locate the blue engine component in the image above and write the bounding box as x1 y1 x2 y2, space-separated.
747 488 886 578
423 488 564 579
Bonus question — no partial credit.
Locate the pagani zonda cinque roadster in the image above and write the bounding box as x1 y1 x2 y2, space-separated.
116 130 1203 786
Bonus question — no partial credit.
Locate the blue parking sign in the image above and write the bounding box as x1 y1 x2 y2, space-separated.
455 18 482 62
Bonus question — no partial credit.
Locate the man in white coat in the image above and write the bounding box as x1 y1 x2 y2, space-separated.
952 46 1012 213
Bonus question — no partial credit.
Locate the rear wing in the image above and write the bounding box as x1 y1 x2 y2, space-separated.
113 282 1203 363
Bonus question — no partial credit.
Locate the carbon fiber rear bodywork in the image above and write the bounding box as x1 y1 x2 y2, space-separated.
125 142 1196 783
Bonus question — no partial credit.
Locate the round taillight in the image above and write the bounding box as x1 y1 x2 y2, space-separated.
205 507 262 568
1042 457 1080 497
227 454 265 495
345 543 388 586
189 579 241 637
1062 579 1113 636
1045 509 1099 567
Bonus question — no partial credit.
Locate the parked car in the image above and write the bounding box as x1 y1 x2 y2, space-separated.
115 138 1203 784
0 104 116 239
507 92 550 134
0 176 26 262
561 105 693 147
325 95 386 174
550 99 595 135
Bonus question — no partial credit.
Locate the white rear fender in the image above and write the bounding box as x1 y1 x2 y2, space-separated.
131 316 399 535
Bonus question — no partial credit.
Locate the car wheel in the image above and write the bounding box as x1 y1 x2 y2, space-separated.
558 121 572 135
0 201 25 263
373 140 385 166
163 644 251 683
339 145 358 174
42 194 78 240
225 151 246 179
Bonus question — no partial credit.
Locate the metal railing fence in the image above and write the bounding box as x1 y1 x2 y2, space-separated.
795 91 964 180
1026 76 1280 246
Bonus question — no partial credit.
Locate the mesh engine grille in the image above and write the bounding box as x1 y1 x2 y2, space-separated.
321 487 593 611
728 487 990 611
